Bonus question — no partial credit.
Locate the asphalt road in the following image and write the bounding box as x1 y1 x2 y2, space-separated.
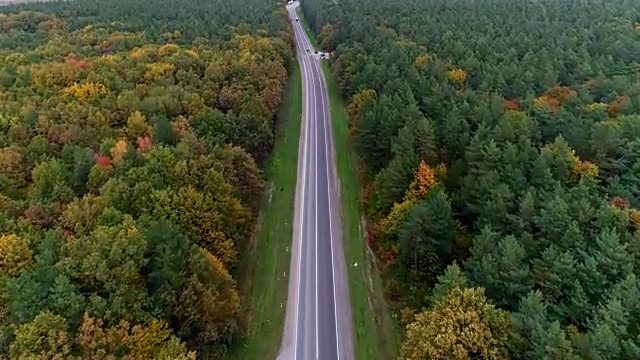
278 3 354 360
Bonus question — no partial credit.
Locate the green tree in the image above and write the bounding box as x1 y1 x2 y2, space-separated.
9 311 73 360
58 217 149 324
28 158 74 203
143 220 239 353
398 187 455 299
510 291 578 359
466 234 532 310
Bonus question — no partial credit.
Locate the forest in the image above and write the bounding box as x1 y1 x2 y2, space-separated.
0 0 293 358
300 0 640 357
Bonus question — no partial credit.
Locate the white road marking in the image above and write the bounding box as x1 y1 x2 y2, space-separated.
292 10 316 358
296 6 340 359
314 61 320 360
313 51 341 360
290 3 345 358
293 6 310 359
296 15 320 360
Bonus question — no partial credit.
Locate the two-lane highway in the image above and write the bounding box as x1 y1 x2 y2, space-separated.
278 2 354 360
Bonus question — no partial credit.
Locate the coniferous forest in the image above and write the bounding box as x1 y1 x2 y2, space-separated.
301 0 640 357
0 0 293 357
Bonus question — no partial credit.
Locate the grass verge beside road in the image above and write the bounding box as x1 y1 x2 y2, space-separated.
228 64 302 360
321 61 401 359
296 6 319 48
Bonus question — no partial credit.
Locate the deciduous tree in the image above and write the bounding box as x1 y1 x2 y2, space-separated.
400 287 510 360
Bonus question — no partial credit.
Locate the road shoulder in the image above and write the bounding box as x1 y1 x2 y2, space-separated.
320 60 401 359
228 63 303 360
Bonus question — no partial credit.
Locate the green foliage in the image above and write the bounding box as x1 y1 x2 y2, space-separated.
398 187 455 304
300 0 640 356
9 311 73 359
28 158 74 203
0 0 292 357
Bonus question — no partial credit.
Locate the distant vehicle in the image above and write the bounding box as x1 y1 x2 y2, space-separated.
295 18 299 21
314 50 318 54
320 53 325 58
306 48 310 52
287 0 293 4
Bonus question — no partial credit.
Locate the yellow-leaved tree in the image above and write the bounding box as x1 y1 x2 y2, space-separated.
630 209 640 231
126 111 151 140
62 82 107 102
0 234 32 279
318 24 335 51
144 63 177 82
346 89 377 132
568 149 598 185
414 54 429 69
381 160 441 237
447 67 468 84
400 287 510 360
110 138 129 165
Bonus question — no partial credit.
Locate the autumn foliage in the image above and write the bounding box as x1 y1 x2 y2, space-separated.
136 136 153 152
607 95 627 118
502 98 520 111
534 86 577 112
62 82 108 102
630 209 640 230
0 0 291 357
65 54 91 71
447 68 468 84
95 154 111 168
9 311 196 359
568 149 598 184
404 161 437 202
610 196 630 210
414 54 429 68
346 89 377 133
110 139 129 164
0 234 32 279
400 287 509 360
311 0 640 355
376 161 442 266
144 62 177 81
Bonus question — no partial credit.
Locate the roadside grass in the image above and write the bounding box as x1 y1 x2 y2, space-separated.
296 6 319 48
228 64 302 360
321 61 401 359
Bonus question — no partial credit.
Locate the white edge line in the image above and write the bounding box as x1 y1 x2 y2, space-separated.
297 6 342 356
294 7 320 358
297 8 339 359
314 65 320 360
293 4 309 360
301 15 320 360
316 50 341 360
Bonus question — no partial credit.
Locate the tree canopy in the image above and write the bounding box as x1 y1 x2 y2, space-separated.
0 0 293 357
300 0 640 356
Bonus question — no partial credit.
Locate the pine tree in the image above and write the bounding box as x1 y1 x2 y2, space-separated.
398 187 455 292
510 291 578 359
466 234 532 310
430 262 468 303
